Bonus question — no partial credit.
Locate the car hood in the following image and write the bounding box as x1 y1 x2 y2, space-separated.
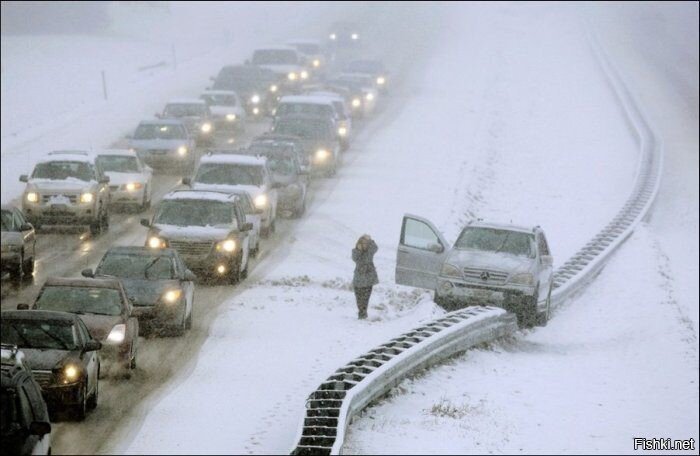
446 249 535 273
154 223 232 242
20 348 77 371
191 183 265 199
209 105 245 117
115 278 180 307
27 178 92 192
130 139 187 150
104 172 144 186
258 64 302 75
1 231 22 245
77 314 123 341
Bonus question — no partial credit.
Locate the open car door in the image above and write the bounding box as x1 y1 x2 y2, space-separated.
395 214 450 290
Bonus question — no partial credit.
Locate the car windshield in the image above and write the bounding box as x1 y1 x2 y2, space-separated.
265 156 296 175
252 49 298 65
454 227 536 258
272 120 329 140
1 210 13 231
134 124 186 140
163 104 206 118
97 253 174 280
96 155 139 173
155 199 232 227
195 163 264 186
201 94 237 106
32 161 93 181
35 286 123 316
1 319 77 351
277 103 333 118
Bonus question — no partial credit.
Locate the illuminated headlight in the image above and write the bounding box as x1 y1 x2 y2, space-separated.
351 33 359 40
250 94 261 104
226 113 237 121
315 149 330 161
80 192 94 204
377 76 386 85
216 239 236 253
252 107 260 115
288 72 298 81
351 98 361 108
312 59 320 68
440 263 462 278
201 122 212 133
269 84 278 93
216 264 226 274
510 273 534 286
162 289 182 304
300 70 309 80
148 236 166 249
338 126 347 137
26 192 39 203
178 145 188 156
365 93 374 101
254 194 268 209
106 324 126 344
61 364 80 383
329 33 337 40
125 182 143 192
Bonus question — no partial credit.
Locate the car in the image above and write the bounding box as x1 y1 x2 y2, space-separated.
251 133 311 173
1 205 36 283
199 89 246 134
158 98 215 146
249 46 308 88
211 189 263 257
1 345 52 454
303 91 353 149
287 39 328 74
141 190 254 283
395 215 554 327
327 21 361 48
83 247 196 336
343 59 388 93
2 310 101 421
27 277 139 374
96 150 153 211
275 95 341 125
331 74 378 116
128 119 197 174
183 153 280 236
271 114 341 177
19 151 111 235
210 65 281 118
244 141 309 218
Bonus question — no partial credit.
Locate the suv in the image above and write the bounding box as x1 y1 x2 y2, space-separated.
158 99 215 146
249 46 308 88
183 153 280 236
19 151 111 235
271 115 341 177
1 345 52 455
129 119 197 174
141 190 254 283
1 205 36 283
210 65 281 118
200 90 246 134
395 215 554 327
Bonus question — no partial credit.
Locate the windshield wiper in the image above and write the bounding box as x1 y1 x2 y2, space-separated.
143 257 161 280
37 326 70 350
494 233 511 254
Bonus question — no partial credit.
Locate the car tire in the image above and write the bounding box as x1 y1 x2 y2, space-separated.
21 255 34 282
241 256 249 280
87 377 98 410
74 382 88 421
185 304 193 330
101 208 110 232
141 187 150 211
9 254 23 283
293 199 306 219
228 258 242 284
517 291 539 329
434 291 451 311
536 286 552 327
89 213 102 236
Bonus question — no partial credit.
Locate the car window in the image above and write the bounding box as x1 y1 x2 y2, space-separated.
97 253 175 280
163 104 206 118
537 233 550 256
77 319 91 345
277 103 334 118
35 286 123 316
233 203 246 229
96 155 140 173
155 199 233 227
266 156 296 175
32 161 94 181
272 119 330 140
455 227 536 258
1 319 78 350
134 124 187 140
201 94 237 106
1 210 16 231
195 163 264 186
402 218 441 250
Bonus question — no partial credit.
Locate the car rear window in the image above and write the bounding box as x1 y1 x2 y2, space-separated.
35 286 123 316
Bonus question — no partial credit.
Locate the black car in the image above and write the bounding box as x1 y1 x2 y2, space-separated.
210 65 282 117
1 311 101 420
270 115 341 177
1 345 52 455
83 246 196 336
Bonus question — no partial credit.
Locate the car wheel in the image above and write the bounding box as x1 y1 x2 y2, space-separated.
433 291 450 311
22 255 34 278
9 254 23 283
185 304 193 330
293 199 306 219
141 187 150 211
87 377 98 410
101 208 110 232
74 382 88 421
517 292 539 329
536 286 552 327
89 214 102 236
130 352 137 370
241 257 249 280
228 257 242 284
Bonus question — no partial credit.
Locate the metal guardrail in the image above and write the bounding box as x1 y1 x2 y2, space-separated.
290 30 663 456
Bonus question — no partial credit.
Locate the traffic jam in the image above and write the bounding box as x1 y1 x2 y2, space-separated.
1 15 561 455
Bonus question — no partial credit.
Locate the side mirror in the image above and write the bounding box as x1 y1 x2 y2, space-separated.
99 176 110 184
182 177 192 186
541 255 553 267
242 222 253 232
83 339 101 352
19 223 33 231
184 269 197 281
19 175 28 183
81 268 94 278
427 243 444 254
140 218 151 228
29 421 51 436
16 303 29 310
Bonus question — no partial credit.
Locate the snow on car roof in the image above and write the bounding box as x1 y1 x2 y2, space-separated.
166 98 206 105
306 91 345 101
466 220 536 234
37 151 94 164
162 190 238 203
200 153 267 166
44 276 123 289
201 90 239 96
279 95 335 106
96 149 137 157
139 118 186 126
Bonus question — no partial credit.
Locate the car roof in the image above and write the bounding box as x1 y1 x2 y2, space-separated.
201 90 239 96
43 276 123 289
96 149 137 157
105 246 178 257
37 151 95 164
306 91 345 102
162 189 240 203
279 95 335 106
2 309 81 322
138 118 186 126
274 114 333 124
465 221 536 234
166 98 207 105
200 153 267 166
254 45 298 52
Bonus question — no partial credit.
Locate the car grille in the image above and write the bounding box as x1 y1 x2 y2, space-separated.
42 193 78 204
462 267 509 285
32 370 54 388
168 240 213 256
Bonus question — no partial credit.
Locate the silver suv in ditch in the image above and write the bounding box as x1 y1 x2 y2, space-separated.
20 151 111 235
395 215 553 327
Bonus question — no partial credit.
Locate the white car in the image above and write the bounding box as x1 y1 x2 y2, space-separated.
220 190 263 256
250 46 308 86
304 91 353 148
199 90 247 134
96 150 153 211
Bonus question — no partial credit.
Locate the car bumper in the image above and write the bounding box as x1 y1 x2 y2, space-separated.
41 382 84 408
109 188 145 205
23 204 96 225
179 251 238 274
436 278 535 306
132 303 183 334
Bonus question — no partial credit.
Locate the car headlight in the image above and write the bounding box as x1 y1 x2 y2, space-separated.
312 59 320 68
216 239 236 252
125 182 143 192
351 33 359 40
365 93 374 101
315 149 330 161
288 72 298 81
351 98 361 108
254 194 268 209
80 192 94 204
300 70 309 80
252 107 260 115
329 33 337 40
376 76 386 85
106 324 125 344
201 122 212 133
440 263 462 278
178 145 188 156
226 113 237 121
148 236 166 249
162 289 182 304
338 126 347 137
250 94 261 104
61 364 80 383
510 273 534 286
26 192 39 203
269 84 278 93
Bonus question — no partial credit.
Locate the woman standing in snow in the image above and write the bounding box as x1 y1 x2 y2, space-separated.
352 234 379 319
